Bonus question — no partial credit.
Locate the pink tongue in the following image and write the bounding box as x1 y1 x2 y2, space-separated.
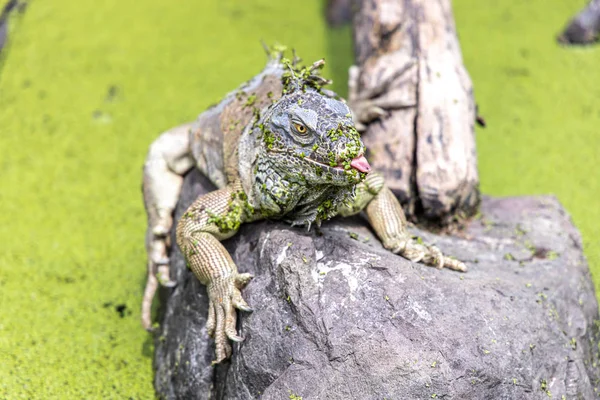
350 155 371 173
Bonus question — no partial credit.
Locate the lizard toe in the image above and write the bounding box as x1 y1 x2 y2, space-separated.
231 290 252 312
224 300 244 342
234 273 253 289
446 259 468 272
206 302 217 338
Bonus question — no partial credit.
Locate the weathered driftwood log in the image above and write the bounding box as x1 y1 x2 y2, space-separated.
557 0 600 45
349 0 479 224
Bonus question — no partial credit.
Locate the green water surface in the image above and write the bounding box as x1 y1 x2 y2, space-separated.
0 0 597 398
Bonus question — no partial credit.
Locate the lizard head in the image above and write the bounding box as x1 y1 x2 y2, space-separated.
254 58 371 188
259 90 370 186
241 53 372 224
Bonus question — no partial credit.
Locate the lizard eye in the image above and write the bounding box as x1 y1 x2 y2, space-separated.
293 123 307 134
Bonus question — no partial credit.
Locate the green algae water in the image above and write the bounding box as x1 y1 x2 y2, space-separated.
453 0 600 287
0 0 598 397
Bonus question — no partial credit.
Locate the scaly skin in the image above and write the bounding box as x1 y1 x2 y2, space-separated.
142 47 467 364
175 182 255 362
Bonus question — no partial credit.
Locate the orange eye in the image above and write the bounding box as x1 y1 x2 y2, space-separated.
294 123 307 134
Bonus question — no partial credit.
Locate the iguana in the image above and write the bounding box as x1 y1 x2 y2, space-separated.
141 47 467 364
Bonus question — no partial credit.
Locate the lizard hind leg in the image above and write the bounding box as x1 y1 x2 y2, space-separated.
141 122 195 330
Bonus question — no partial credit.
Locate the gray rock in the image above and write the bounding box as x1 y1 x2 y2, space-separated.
557 0 600 45
153 169 600 399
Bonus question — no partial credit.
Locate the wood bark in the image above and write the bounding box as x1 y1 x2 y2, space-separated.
351 0 479 224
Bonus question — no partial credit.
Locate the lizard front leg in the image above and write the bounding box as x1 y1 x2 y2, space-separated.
339 172 466 272
142 123 195 330
176 184 254 364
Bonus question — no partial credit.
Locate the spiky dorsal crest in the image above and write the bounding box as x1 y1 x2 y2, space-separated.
261 42 333 95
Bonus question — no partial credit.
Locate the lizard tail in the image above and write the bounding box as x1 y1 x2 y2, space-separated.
141 260 158 331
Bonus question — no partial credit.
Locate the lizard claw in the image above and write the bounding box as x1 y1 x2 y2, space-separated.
443 258 467 272
160 279 177 288
232 290 253 312
227 331 244 343
206 272 253 364
152 256 170 266
427 245 444 270
157 265 176 287
234 273 253 289
392 237 468 273
235 303 253 313
152 224 170 237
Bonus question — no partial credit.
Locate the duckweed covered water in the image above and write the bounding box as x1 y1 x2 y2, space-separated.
0 0 597 397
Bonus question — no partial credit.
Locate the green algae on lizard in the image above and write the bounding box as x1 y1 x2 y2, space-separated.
280 55 329 95
244 93 257 108
262 127 276 150
206 191 255 234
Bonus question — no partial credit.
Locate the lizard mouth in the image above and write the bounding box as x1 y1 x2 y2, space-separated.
305 153 371 173
269 150 345 172
305 157 344 171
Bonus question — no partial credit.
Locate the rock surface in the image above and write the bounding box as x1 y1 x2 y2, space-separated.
153 169 600 399
557 0 600 45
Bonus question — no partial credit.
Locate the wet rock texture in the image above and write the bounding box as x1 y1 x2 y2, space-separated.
153 169 600 399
